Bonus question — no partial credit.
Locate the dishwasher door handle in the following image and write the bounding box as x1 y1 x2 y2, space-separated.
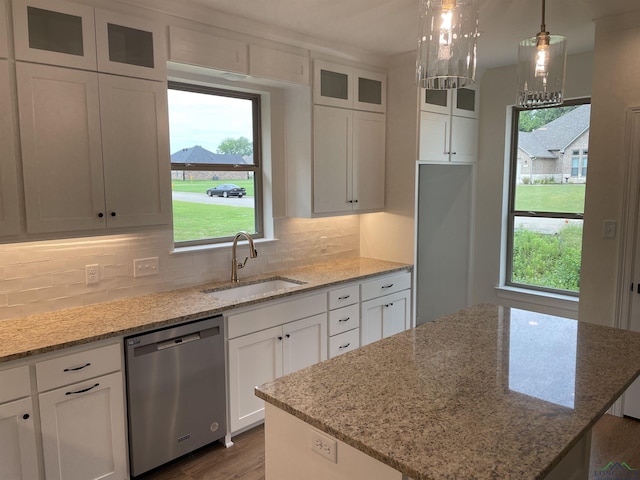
157 333 201 350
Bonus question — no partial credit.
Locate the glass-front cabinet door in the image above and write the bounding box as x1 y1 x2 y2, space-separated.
95 9 166 81
12 0 97 70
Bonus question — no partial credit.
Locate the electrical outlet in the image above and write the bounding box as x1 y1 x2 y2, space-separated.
320 236 327 251
603 220 617 239
310 429 337 463
134 257 160 278
85 264 99 285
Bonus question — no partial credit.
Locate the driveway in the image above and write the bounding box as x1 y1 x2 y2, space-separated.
172 191 253 207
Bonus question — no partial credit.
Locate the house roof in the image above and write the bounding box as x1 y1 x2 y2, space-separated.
170 145 251 165
518 104 591 159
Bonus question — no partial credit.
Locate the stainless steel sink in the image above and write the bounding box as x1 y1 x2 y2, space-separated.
202 277 306 302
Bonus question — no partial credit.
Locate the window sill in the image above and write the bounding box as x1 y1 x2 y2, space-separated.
495 285 579 317
171 237 278 255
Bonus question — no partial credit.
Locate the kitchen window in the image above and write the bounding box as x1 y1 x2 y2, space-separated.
506 99 590 296
167 82 263 246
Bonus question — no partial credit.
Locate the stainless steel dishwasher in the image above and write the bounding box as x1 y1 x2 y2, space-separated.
124 315 226 477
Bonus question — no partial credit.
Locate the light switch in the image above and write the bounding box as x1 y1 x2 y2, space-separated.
603 220 616 239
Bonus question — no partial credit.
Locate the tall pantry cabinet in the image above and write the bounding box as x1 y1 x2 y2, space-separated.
416 86 478 324
12 0 171 234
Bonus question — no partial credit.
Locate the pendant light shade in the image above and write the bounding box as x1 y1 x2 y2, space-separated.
416 0 479 90
516 0 567 107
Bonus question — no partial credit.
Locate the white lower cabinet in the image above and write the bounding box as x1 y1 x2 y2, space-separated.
361 289 411 347
0 342 128 480
39 371 127 480
227 295 327 434
0 397 39 480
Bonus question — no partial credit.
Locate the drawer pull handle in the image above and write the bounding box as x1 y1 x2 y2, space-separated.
338 317 350 322
65 383 99 396
339 343 351 349
381 284 394 289
338 295 350 300
63 363 91 372
384 302 395 308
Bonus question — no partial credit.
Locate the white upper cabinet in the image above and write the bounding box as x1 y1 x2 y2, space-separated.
313 59 386 112
13 0 97 70
17 62 106 233
0 60 20 236
168 25 248 75
0 0 9 58
13 0 166 79
95 9 166 81
99 73 172 228
249 43 309 85
419 84 479 163
420 85 479 118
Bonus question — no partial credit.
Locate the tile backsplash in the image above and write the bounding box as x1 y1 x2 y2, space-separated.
0 216 360 321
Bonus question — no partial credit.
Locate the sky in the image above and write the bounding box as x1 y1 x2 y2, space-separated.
167 89 254 155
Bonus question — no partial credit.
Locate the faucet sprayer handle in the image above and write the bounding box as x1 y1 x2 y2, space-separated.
238 256 249 270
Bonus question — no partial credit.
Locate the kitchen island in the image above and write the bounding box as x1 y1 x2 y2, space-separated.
256 304 640 480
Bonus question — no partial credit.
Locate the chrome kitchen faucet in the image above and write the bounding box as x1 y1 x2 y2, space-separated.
231 231 258 282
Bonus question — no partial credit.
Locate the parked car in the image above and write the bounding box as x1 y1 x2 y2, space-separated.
206 184 246 198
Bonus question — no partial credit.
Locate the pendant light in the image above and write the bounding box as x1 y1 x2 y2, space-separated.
416 0 479 89
516 0 567 107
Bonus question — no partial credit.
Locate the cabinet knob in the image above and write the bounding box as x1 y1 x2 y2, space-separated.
98 212 104 218
110 212 117 217
278 336 283 341
22 413 30 420
285 334 291 338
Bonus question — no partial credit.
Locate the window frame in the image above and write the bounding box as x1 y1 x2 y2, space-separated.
505 98 590 297
168 81 264 247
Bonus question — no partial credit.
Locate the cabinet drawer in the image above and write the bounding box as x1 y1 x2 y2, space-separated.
328 304 360 336
361 272 411 301
328 284 359 309
227 293 326 339
0 365 31 403
329 329 360 358
36 343 121 392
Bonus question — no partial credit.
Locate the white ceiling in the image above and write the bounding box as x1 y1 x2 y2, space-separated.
181 0 640 69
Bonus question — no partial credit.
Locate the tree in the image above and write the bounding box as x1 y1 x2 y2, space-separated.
216 137 253 156
518 106 578 132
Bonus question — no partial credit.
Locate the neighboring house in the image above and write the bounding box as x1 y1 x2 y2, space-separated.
170 145 253 181
516 104 590 184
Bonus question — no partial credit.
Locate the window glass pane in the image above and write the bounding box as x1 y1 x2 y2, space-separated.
168 87 259 245
509 101 590 294
512 216 583 293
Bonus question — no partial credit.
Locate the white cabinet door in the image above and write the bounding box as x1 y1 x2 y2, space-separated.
419 111 450 162
39 371 127 480
99 73 171 228
12 0 97 70
450 115 479 164
361 290 410 347
228 326 283 433
0 397 39 480
95 9 166 81
353 111 385 211
17 62 106 233
0 60 20 236
313 105 352 214
282 314 327 376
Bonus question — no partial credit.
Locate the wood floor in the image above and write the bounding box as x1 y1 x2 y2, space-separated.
138 414 640 479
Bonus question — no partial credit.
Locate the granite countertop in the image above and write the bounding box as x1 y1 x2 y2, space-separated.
0 257 411 363
256 304 640 480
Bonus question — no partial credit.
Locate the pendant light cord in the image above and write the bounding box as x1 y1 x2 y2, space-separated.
540 0 546 32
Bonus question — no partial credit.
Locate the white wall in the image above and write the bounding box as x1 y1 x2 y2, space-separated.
360 51 418 265
579 11 640 326
472 52 594 317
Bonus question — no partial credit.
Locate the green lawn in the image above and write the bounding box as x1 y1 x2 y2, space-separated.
172 179 255 196
172 200 255 242
514 184 585 213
